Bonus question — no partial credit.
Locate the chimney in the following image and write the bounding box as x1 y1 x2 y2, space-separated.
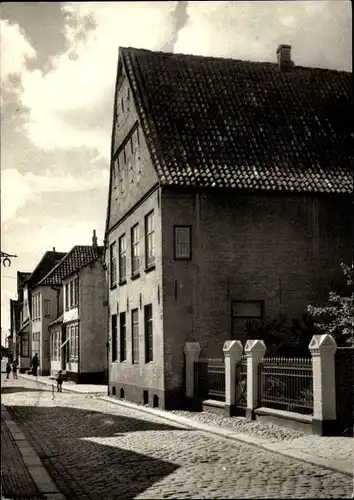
92 230 98 249
276 44 294 72
53 247 56 252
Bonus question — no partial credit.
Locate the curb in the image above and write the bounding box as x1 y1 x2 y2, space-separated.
17 374 107 396
1 405 67 500
98 396 354 478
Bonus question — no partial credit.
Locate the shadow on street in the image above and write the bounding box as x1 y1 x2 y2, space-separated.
6 404 186 499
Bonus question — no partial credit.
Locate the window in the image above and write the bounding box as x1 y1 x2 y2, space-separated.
74 278 79 306
112 314 117 362
110 241 117 288
119 234 127 282
145 211 155 268
131 224 140 276
44 300 50 318
69 326 75 360
70 281 74 308
174 226 191 259
21 333 29 357
144 304 153 362
74 324 79 359
231 301 263 343
32 332 40 356
120 312 127 362
131 309 139 364
65 284 69 310
121 97 124 113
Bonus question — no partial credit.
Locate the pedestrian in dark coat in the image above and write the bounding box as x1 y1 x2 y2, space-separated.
6 360 11 379
12 359 18 379
32 353 39 376
56 370 64 392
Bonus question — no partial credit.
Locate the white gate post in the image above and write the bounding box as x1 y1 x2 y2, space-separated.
245 339 266 420
309 334 337 436
184 342 201 404
223 340 243 416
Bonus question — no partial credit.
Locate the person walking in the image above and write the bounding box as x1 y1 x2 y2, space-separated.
12 359 18 379
56 370 64 392
32 353 39 376
6 360 11 379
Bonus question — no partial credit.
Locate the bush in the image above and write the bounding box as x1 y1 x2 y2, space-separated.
307 262 354 347
245 313 316 357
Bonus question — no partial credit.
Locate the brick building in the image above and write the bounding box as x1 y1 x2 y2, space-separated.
105 44 353 410
40 232 107 383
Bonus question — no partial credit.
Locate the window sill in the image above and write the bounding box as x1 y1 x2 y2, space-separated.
119 279 127 286
132 361 139 365
110 284 117 290
131 272 140 281
144 264 155 274
145 360 154 364
120 359 127 363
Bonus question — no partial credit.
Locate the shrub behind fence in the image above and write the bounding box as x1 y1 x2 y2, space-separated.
258 357 313 415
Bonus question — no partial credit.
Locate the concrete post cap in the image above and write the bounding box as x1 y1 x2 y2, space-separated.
245 339 266 354
223 340 243 355
309 334 337 353
184 342 201 354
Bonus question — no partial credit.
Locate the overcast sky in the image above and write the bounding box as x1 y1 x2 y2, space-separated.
0 1 352 340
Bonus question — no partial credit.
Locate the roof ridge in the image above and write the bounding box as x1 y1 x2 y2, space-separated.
119 46 352 75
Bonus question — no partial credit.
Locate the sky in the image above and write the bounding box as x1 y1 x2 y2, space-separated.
0 1 352 342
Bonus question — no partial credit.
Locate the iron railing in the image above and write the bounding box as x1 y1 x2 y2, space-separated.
235 355 247 408
194 357 225 402
258 357 313 415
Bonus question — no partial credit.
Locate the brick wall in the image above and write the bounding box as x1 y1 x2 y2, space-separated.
108 69 159 232
161 189 352 394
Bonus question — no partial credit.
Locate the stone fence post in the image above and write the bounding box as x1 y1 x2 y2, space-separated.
184 342 201 404
223 340 243 416
309 334 337 436
245 339 266 420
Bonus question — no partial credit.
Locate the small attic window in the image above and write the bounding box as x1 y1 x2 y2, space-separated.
121 98 125 113
127 88 130 100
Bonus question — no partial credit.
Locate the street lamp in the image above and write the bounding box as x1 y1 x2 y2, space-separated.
1 251 18 267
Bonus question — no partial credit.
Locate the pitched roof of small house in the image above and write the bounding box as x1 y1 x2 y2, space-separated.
48 313 63 328
38 245 103 286
25 252 66 290
117 46 352 195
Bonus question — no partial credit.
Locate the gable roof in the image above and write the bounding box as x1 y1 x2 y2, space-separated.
118 47 352 195
25 252 66 290
38 245 103 286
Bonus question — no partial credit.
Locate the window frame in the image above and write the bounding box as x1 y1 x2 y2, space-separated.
173 225 192 260
44 299 50 318
118 234 127 284
112 314 118 362
144 304 153 363
21 333 29 357
110 241 117 289
70 281 74 308
119 312 127 362
65 284 69 310
131 224 140 277
231 300 264 341
131 308 139 364
145 211 155 270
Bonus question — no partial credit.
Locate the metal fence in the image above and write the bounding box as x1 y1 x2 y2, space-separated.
335 347 354 435
235 355 247 409
194 357 225 402
258 357 313 415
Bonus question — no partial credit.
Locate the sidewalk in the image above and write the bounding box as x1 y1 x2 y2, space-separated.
18 373 107 395
16 373 354 479
1 405 66 500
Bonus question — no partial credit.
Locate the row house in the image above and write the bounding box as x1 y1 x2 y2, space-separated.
16 251 66 373
40 232 107 383
104 45 352 410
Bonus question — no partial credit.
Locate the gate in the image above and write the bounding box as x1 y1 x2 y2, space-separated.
194 358 225 402
235 355 247 415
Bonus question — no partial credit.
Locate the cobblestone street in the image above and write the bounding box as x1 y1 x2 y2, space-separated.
1 375 353 499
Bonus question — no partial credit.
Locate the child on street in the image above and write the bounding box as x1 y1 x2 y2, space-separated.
12 359 18 379
56 370 64 392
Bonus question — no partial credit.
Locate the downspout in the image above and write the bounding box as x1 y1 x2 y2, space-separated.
76 272 81 383
193 191 201 338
